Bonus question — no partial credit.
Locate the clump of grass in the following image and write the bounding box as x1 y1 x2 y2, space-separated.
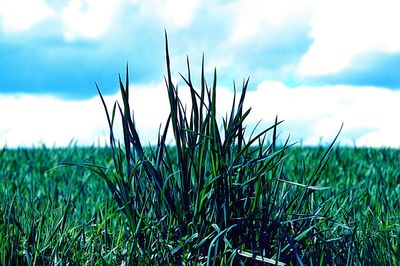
92 33 353 264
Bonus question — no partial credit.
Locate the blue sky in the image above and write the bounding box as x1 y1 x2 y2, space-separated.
1 0 399 147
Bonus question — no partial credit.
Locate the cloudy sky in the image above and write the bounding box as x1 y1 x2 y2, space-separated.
0 0 399 148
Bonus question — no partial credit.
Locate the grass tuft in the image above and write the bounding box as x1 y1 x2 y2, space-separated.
92 32 354 264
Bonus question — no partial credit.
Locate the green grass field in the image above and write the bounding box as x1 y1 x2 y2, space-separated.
1 35 399 265
1 146 399 265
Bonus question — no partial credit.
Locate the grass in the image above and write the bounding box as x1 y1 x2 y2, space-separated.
0 147 399 264
1 33 399 264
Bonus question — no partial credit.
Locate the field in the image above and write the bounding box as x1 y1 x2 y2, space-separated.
1 145 399 265
1 36 400 265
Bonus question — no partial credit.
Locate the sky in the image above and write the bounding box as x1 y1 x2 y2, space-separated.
0 0 399 148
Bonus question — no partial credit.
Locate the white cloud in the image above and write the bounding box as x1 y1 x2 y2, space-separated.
0 93 108 147
1 82 399 148
298 0 400 77
61 0 121 41
245 81 400 147
132 0 200 28
229 0 317 43
0 84 171 148
0 0 55 32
